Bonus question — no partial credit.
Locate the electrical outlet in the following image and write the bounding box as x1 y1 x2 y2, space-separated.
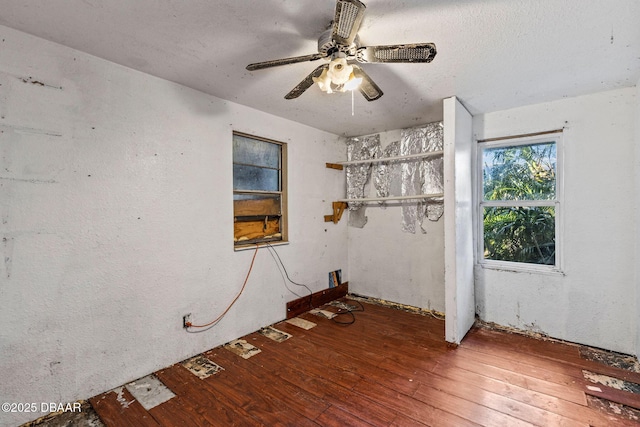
182 313 192 329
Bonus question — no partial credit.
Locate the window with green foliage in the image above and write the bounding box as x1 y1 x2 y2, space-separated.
233 132 287 247
478 134 561 269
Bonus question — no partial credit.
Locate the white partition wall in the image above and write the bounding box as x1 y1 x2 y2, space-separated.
634 79 640 360
443 96 475 344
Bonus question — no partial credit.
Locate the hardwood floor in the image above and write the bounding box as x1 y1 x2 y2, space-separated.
87 298 640 426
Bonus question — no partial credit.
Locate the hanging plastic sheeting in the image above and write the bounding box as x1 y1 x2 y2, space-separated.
400 122 444 233
373 140 401 208
346 134 381 228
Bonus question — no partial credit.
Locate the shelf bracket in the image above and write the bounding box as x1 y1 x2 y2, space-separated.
324 201 348 224
325 162 344 170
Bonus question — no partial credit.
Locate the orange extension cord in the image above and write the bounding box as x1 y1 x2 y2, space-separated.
185 244 259 329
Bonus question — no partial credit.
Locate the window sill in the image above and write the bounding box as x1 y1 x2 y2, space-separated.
234 241 289 252
477 261 565 277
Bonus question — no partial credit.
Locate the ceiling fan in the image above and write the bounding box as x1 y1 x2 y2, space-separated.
246 0 437 101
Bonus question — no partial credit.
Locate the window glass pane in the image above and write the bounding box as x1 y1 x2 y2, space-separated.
483 142 556 201
233 134 280 168
483 206 555 265
233 164 279 191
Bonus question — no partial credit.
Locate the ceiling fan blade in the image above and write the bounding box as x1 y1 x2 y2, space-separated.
285 64 329 99
246 53 327 71
356 43 437 63
352 65 383 101
332 0 366 46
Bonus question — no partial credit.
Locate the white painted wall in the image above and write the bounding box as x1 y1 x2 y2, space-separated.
346 129 445 312
636 78 640 360
474 87 637 355
0 25 347 427
443 97 475 344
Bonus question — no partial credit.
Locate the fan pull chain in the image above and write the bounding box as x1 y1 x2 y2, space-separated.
351 88 355 116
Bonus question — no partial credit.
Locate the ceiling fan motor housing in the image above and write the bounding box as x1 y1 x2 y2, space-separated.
318 27 359 58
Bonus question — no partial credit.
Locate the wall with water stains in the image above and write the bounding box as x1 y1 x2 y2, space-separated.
473 87 637 355
0 25 347 427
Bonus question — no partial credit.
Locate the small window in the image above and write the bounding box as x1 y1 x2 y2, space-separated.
478 134 561 270
233 132 287 247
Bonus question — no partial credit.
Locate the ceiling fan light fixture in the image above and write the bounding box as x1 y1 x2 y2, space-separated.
313 67 333 93
313 56 362 94
328 57 352 84
343 75 362 91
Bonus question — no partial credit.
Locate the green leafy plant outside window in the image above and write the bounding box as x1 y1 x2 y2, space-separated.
481 141 557 266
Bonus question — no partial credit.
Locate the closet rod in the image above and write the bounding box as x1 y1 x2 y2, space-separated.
337 150 443 166
338 193 444 203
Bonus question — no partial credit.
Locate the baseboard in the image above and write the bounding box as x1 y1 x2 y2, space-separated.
286 282 349 319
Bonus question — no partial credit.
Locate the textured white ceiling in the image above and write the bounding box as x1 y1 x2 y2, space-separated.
0 0 638 136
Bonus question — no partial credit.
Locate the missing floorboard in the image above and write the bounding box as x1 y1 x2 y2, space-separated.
112 387 134 409
20 401 104 427
181 355 224 379
285 317 316 330
224 339 262 359
326 300 358 311
124 374 176 410
347 293 445 320
583 370 640 394
587 395 640 422
309 308 337 319
581 346 640 373
258 326 292 342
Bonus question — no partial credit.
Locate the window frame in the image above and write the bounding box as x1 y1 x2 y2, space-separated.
476 132 563 274
233 131 288 249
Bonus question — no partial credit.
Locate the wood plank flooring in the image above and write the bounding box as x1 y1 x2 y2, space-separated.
87 299 640 426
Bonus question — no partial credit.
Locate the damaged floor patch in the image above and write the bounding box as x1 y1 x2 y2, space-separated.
181 355 224 379
348 293 445 320
124 374 176 410
22 401 104 427
583 370 640 394
285 317 316 330
580 346 640 372
587 395 640 422
327 300 358 311
259 326 292 342
112 387 135 409
224 339 262 359
309 308 337 319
